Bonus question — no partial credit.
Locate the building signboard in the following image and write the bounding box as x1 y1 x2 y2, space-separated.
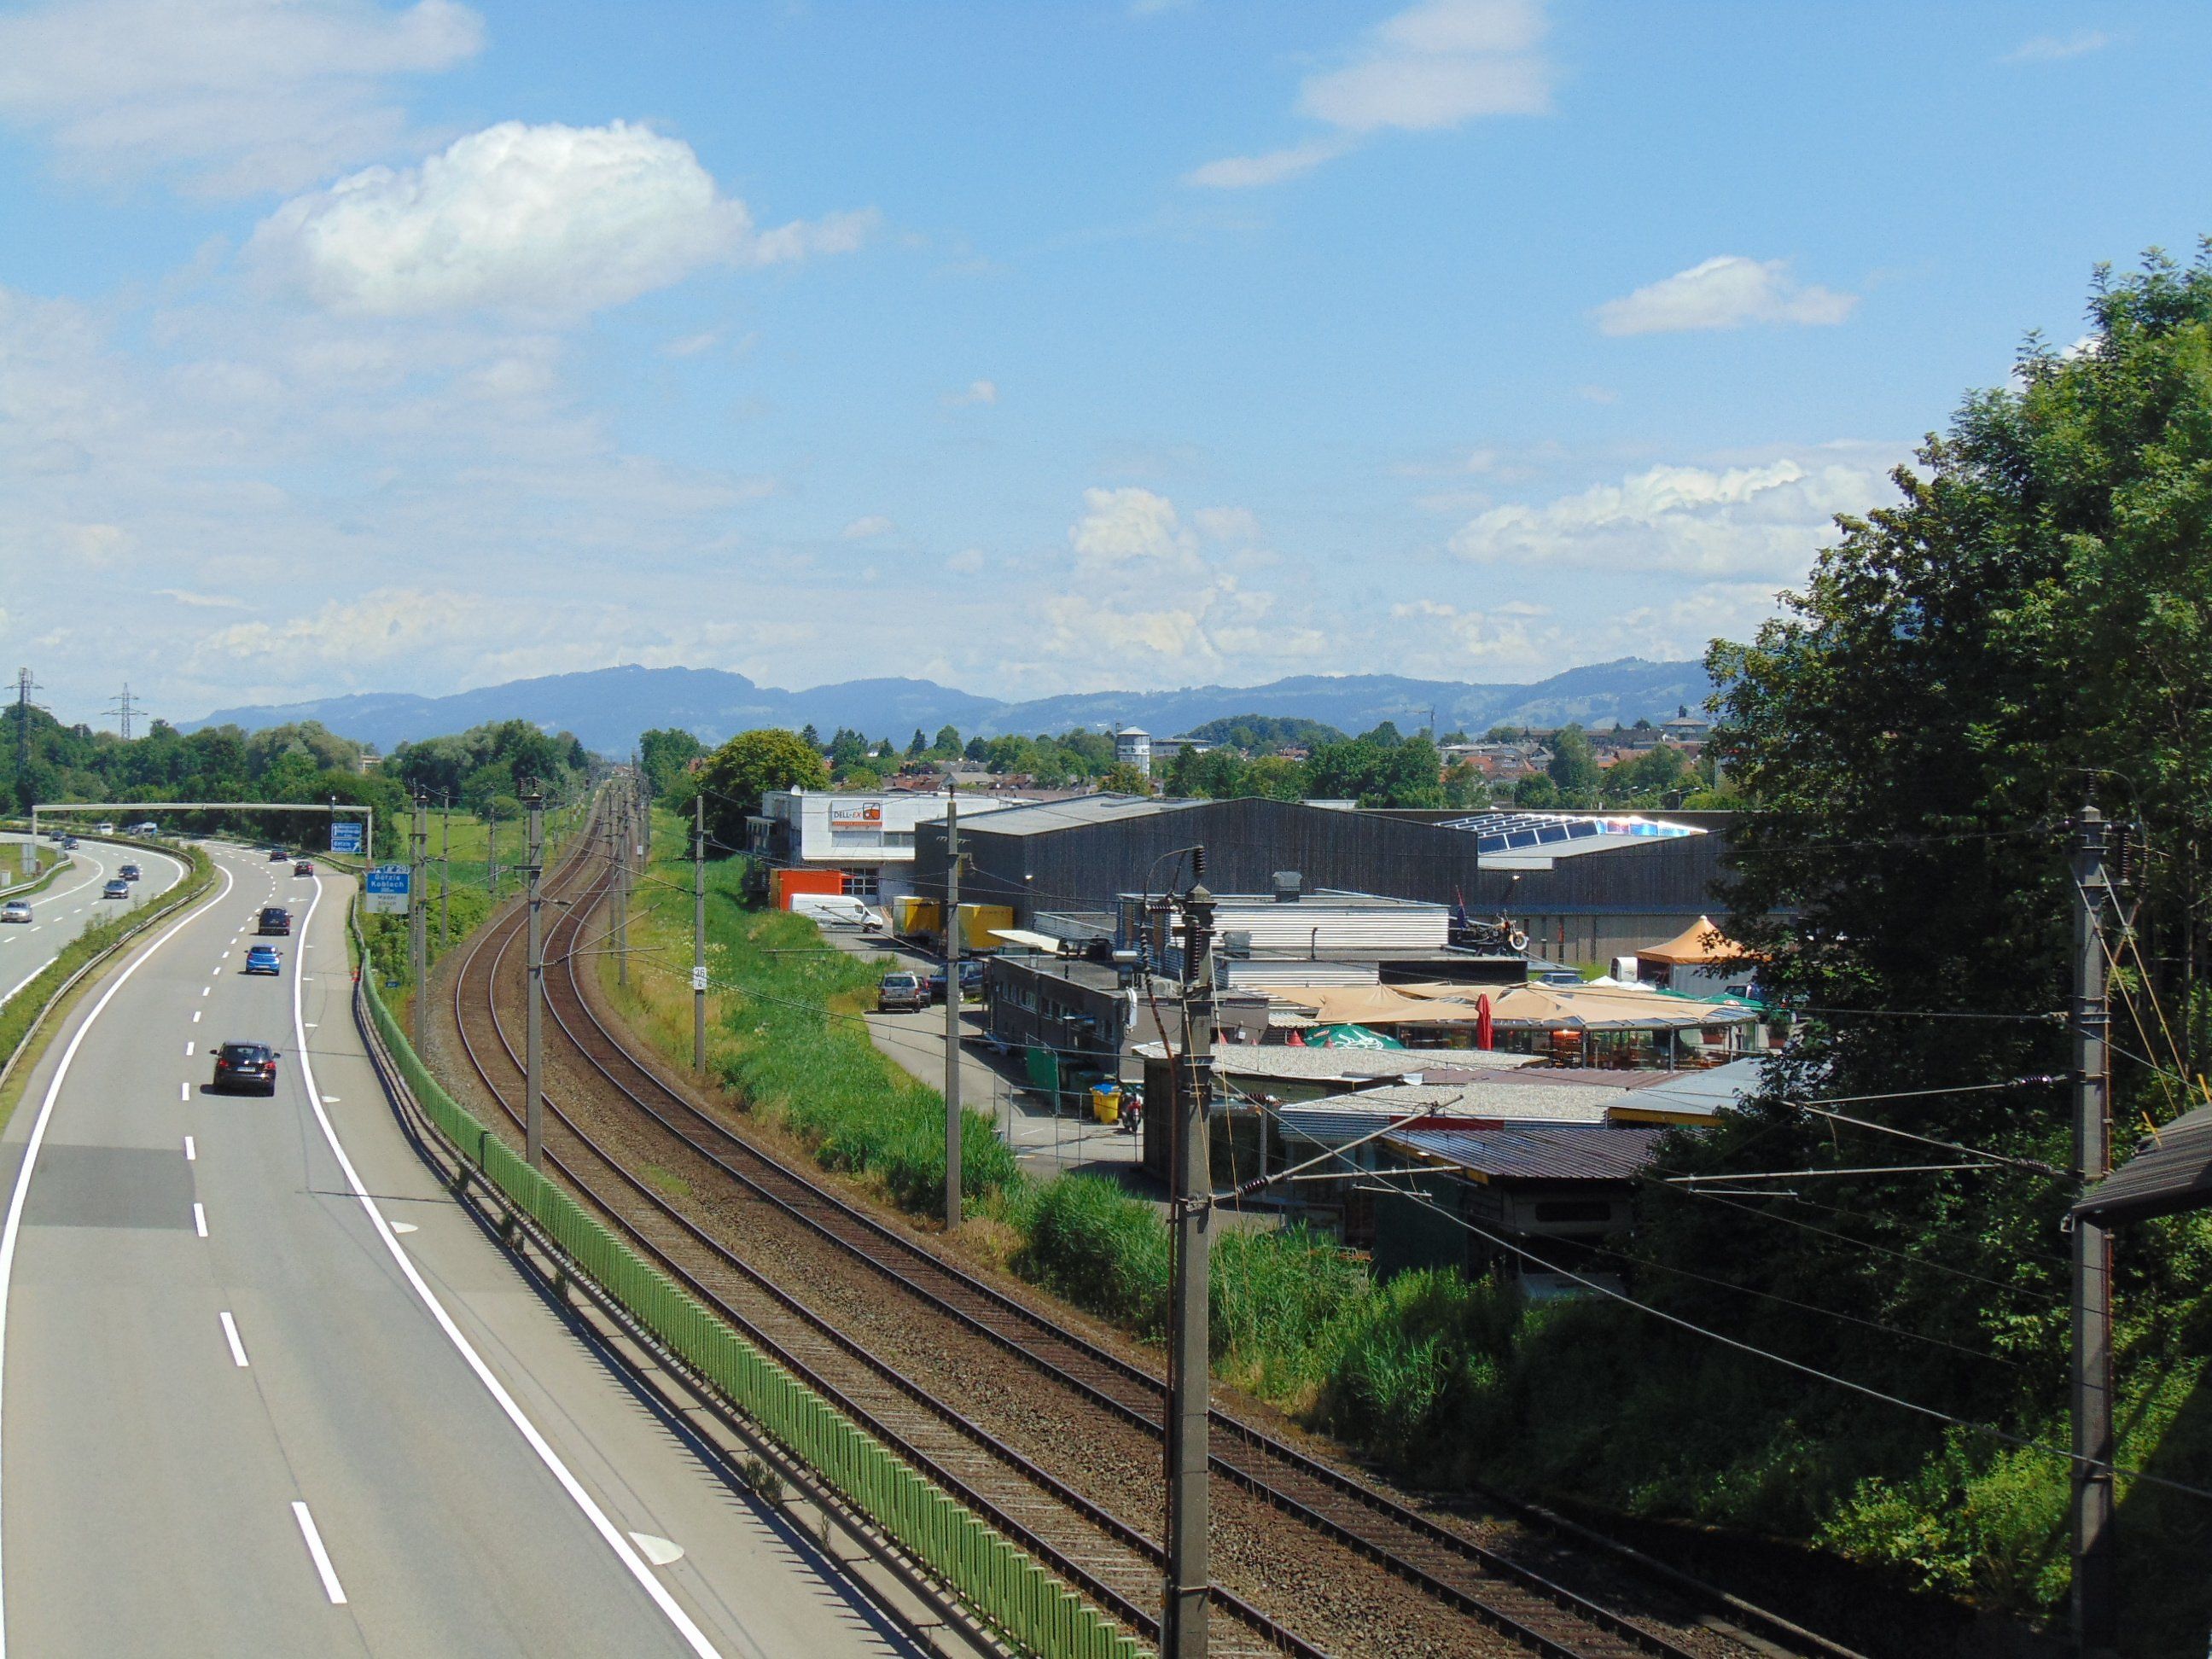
828 800 883 830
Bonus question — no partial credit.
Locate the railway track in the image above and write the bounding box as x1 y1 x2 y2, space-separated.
441 812 1796 1659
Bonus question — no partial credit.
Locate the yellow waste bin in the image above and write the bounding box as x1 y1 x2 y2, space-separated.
1090 1084 1121 1124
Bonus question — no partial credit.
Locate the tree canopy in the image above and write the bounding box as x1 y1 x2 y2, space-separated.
696 728 829 851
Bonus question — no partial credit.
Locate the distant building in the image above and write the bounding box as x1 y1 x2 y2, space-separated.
1113 726 1151 777
747 787 1032 905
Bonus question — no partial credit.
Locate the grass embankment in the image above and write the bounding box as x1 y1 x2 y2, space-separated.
603 812 1520 1445
0 842 217 1124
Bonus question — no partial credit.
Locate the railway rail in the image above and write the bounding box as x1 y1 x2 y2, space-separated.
439 812 1826 1659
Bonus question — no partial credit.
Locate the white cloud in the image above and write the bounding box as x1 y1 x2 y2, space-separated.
1450 457 1891 578
841 515 895 540
947 547 986 573
2005 31 2110 63
1068 486 1197 566
1193 506 1260 542
250 121 873 318
943 378 998 407
1189 0 1548 187
1594 256 1857 336
158 588 246 609
0 0 483 195
192 586 500 667
661 329 723 358
1184 139 1351 190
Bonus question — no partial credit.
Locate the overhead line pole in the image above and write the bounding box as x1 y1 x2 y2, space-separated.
693 792 708 1074
944 786 963 1231
1163 854 1214 1658
614 779 630 988
409 790 428 1048
2070 804 2117 1657
524 783 546 1171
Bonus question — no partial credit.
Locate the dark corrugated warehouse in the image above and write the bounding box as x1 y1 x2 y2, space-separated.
912 796 1745 966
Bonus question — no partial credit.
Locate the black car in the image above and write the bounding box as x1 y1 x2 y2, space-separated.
923 960 987 1004
211 1041 281 1096
118 863 142 882
258 906 291 935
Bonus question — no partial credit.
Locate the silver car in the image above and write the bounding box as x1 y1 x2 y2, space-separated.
0 900 29 924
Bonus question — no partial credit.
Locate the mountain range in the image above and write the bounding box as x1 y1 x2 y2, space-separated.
183 659 1716 754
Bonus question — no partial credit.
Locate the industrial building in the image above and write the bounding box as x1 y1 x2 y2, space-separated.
746 787 1032 906
914 795 1746 968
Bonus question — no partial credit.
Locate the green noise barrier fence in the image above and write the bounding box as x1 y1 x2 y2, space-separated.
357 938 1146 1659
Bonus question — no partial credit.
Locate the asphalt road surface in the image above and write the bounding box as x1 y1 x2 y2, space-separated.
0 835 188 1010
0 842 915 1657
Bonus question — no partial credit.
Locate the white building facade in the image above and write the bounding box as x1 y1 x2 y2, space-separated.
750 789 1033 902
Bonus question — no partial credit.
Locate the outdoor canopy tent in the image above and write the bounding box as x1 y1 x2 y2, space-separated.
1265 979 1759 1033
1635 915 1755 969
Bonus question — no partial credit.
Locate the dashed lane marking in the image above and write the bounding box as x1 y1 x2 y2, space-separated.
218 1311 249 1368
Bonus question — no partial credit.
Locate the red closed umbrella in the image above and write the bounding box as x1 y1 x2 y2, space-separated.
1475 993 1494 1051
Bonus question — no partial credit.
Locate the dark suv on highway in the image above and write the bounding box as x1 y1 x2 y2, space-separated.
211 1042 281 1096
258 906 291 936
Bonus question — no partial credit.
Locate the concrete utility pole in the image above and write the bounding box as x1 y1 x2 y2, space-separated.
524 785 546 1171
409 791 428 1048
439 791 451 952
693 792 708 1074
2070 804 2117 1656
944 786 963 1231
1163 860 1215 1658
486 800 499 895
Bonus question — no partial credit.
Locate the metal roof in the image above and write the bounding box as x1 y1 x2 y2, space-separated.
1274 1080 1619 1133
961 795 1201 836
1131 1041 1539 1079
1604 1057 1767 1119
2075 1103 2212 1226
1384 1125 1668 1183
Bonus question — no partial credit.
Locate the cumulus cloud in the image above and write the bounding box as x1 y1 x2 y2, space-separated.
2005 31 2110 63
947 547 986 573
1594 256 1857 336
1189 0 1549 187
1450 457 1891 578
943 378 998 407
0 0 482 195
1068 486 1198 566
192 586 501 667
250 121 874 317
841 515 894 540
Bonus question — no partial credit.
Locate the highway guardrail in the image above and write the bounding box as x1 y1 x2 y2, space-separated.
352 904 1145 1659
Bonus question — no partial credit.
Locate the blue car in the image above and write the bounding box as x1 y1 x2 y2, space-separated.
243 945 282 975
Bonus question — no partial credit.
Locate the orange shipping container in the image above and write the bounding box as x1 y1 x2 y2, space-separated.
771 867 846 909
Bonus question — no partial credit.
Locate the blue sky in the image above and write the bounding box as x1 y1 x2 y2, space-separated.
1 0 2204 726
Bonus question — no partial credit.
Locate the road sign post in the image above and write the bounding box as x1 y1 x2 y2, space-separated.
364 864 411 916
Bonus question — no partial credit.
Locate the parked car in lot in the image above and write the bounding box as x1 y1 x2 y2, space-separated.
258 906 291 935
923 960 987 1004
293 859 314 876
211 1041 280 1096
118 863 142 882
243 945 282 976
0 900 29 924
876 970 928 1013
101 879 129 899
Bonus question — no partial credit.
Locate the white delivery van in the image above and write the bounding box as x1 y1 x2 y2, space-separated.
791 893 887 931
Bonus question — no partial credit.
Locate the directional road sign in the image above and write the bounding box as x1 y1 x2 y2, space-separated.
330 821 364 854
364 864 411 915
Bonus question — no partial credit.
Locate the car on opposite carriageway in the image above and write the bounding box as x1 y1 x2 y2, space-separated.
211 1042 281 1095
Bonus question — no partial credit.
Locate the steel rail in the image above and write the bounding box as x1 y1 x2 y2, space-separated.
450 832 1310 1658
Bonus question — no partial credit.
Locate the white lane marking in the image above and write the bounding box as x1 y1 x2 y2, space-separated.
179 1081 188 1103
0 859 236 1657
192 1203 207 1238
291 1501 347 1604
218 1310 249 1367
320 1096 339 1103
183 1136 196 1162
304 1022 317 1029
282 878 722 1657
390 1221 418 1235
200 987 209 997
184 1041 195 1057
191 1010 201 1023
628 1531 685 1566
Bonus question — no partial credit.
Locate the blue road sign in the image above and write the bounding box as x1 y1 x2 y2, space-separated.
364 864 410 914
330 820 364 854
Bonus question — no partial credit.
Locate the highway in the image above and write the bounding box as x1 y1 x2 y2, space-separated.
0 841 917 1656
0 835 188 1010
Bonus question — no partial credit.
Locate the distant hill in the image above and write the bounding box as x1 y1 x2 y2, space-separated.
183 658 1715 754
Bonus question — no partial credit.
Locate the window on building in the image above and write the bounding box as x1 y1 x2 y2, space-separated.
842 870 880 898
